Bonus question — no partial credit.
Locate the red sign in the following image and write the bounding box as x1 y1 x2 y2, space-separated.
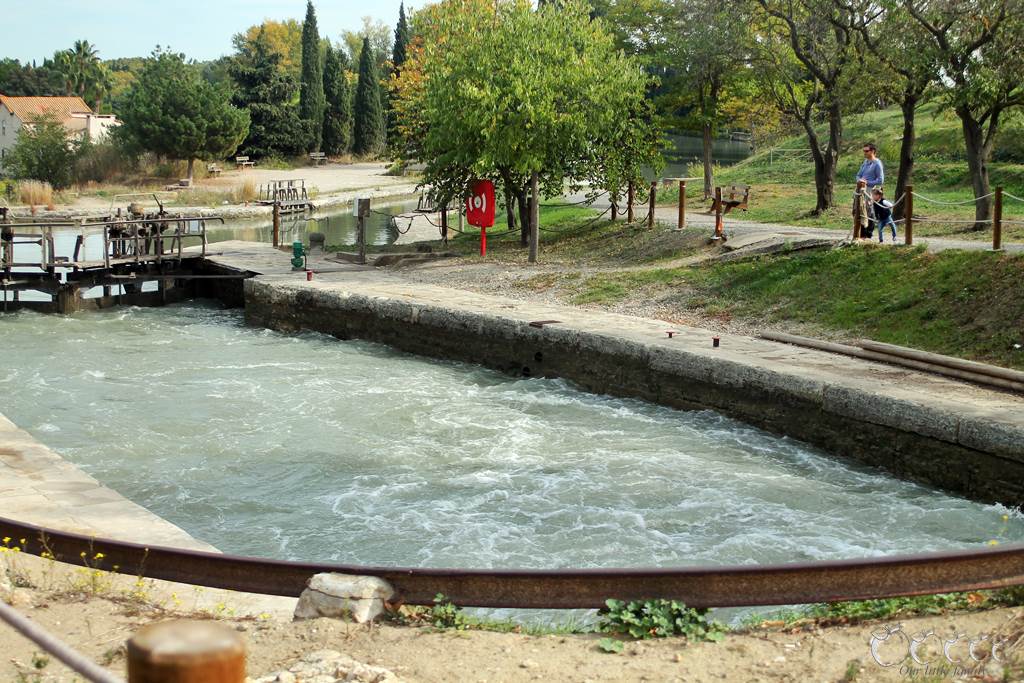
466 180 495 228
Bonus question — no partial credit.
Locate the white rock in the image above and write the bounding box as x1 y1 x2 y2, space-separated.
293 574 395 623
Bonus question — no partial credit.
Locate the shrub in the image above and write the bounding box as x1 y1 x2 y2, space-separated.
18 180 54 207
3 112 79 189
598 599 725 641
74 138 139 184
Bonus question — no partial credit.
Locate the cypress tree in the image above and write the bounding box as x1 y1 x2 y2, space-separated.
322 44 353 155
392 3 410 75
299 1 325 151
353 37 385 156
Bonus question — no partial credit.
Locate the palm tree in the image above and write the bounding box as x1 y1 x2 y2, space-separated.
53 40 110 110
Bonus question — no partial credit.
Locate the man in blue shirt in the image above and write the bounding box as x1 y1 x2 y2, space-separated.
855 143 884 238
857 143 884 188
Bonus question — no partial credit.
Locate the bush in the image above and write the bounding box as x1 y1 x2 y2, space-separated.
17 180 54 207
74 139 139 185
598 599 725 641
3 112 79 189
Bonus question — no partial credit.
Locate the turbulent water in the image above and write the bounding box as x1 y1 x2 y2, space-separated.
2 303 1021 578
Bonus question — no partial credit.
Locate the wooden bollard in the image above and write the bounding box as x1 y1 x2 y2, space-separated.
627 181 635 223
904 184 913 246
648 181 656 228
994 186 1003 251
272 202 281 248
128 620 245 683
678 180 686 230
610 192 618 221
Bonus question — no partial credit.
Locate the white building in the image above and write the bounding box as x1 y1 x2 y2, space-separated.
0 94 119 165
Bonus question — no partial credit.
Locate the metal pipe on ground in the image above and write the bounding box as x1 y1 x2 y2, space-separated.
3 515 1024 610
760 332 1024 393
858 339 1024 386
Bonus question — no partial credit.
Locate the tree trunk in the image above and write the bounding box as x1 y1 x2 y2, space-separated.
800 115 837 215
503 184 516 232
959 108 993 229
818 102 841 214
894 91 919 222
516 189 529 247
702 122 714 199
186 158 195 183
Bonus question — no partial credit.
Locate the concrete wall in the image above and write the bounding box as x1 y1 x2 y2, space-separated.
0 108 21 166
243 279 1024 507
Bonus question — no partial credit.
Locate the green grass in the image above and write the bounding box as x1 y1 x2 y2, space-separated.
569 245 1024 369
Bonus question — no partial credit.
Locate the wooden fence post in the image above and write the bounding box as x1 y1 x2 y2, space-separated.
648 181 656 229
714 186 724 239
627 181 635 223
610 192 618 222
128 620 245 683
994 186 1003 251
904 185 913 246
678 180 686 230
852 180 866 240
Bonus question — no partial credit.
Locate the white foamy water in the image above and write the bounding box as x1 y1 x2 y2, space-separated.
1 303 1020 579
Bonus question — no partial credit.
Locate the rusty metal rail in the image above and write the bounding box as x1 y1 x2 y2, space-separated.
4 516 1024 609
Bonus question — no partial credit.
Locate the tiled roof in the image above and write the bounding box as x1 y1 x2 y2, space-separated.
0 95 93 123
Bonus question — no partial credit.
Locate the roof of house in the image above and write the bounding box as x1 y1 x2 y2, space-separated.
0 95 93 123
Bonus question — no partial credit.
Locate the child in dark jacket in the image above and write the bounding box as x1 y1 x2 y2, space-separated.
871 188 897 243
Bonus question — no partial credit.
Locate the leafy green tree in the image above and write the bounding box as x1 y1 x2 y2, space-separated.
120 49 249 181
754 0 866 213
2 112 79 189
299 1 326 151
353 36 386 156
232 20 304 81
0 58 63 97
230 31 311 158
52 40 113 111
322 44 353 155
904 0 1024 227
393 0 660 250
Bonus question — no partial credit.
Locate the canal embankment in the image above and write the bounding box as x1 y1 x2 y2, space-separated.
203 242 1024 505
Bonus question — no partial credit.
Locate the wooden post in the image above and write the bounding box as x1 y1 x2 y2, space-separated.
648 181 656 228
627 181 635 223
610 192 618 221
904 185 913 246
128 620 245 683
529 171 539 263
272 202 281 248
994 186 1003 251
852 180 866 240
358 210 367 264
714 186 724 239
440 203 448 244
678 181 686 230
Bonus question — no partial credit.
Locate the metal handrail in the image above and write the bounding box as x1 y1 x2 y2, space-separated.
2 515 1023 610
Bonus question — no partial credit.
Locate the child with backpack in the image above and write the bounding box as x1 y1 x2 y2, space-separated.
871 188 897 243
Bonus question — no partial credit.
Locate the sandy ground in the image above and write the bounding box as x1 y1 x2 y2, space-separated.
3 553 1024 682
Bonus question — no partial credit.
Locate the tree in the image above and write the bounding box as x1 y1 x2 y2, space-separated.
232 20 304 81
393 0 660 249
392 2 411 75
342 17 393 71
353 36 386 156
904 0 1024 228
51 40 113 111
850 1 938 220
2 112 79 189
322 44 353 155
754 0 865 213
120 49 249 181
299 1 326 152
230 31 311 158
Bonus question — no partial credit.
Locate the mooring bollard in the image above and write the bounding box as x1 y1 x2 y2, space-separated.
306 269 313 281
713 336 720 348
127 620 245 683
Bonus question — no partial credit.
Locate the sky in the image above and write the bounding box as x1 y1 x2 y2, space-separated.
4 0 406 64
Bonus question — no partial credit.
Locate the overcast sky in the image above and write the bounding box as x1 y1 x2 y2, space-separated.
5 0 406 63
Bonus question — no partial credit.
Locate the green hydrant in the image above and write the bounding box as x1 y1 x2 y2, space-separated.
291 239 306 269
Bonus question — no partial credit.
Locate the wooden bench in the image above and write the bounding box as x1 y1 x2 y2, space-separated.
709 184 751 214
235 156 256 169
309 152 327 166
206 163 222 177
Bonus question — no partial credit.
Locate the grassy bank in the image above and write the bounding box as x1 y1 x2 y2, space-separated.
656 103 1024 243
437 213 1024 370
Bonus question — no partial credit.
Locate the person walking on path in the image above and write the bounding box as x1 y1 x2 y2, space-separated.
854 143 885 238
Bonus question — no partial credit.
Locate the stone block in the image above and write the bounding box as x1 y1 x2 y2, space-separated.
293 573 395 623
